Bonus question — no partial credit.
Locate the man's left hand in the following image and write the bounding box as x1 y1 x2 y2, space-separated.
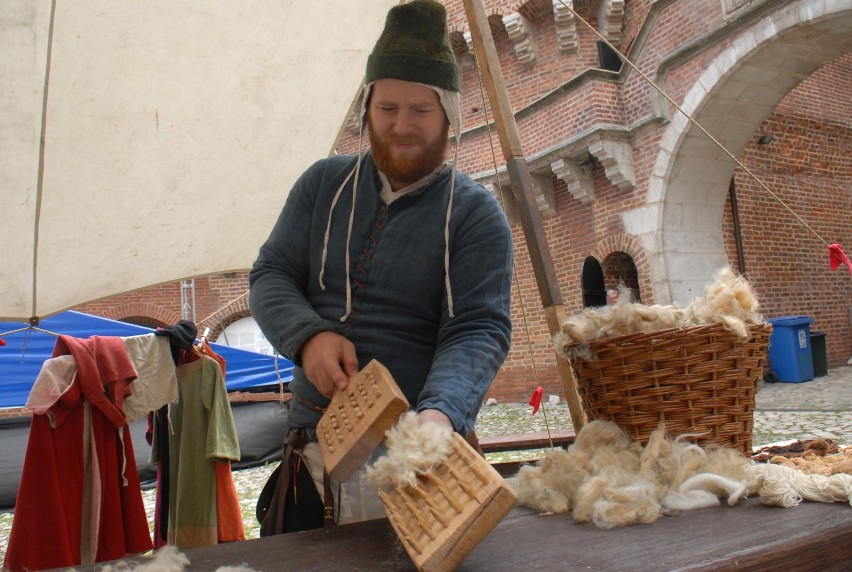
417 409 452 431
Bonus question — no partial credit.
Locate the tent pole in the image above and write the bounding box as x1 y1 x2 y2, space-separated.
461 0 586 433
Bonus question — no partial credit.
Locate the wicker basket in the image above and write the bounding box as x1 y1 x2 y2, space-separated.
560 322 772 455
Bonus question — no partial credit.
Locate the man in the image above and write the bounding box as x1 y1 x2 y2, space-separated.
249 0 513 531
607 289 619 305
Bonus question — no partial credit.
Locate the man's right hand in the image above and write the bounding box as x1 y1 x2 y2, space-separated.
301 331 359 399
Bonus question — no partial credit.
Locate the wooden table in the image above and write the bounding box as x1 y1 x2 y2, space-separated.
69 497 851 571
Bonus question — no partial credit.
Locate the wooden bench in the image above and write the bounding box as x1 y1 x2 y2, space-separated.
479 429 577 477
227 390 576 454
479 428 576 454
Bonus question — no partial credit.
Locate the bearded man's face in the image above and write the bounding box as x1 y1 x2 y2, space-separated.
367 78 449 190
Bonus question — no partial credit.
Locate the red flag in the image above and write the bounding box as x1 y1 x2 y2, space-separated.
829 243 852 274
529 386 544 415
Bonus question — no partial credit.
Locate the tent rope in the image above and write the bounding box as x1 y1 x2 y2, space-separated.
198 290 249 326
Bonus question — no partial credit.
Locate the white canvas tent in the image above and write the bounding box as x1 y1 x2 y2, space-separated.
1 0 398 321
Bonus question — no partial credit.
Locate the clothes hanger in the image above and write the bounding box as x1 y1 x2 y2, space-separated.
0 325 62 338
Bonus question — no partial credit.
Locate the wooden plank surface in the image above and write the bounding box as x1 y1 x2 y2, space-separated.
478 429 575 453
66 497 852 571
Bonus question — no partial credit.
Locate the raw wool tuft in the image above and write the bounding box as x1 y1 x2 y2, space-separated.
553 266 763 353
571 420 638 457
508 421 752 528
639 424 680 486
507 448 582 514
679 267 763 337
668 445 707 491
589 480 662 528
746 463 852 507
364 411 453 488
571 469 662 528
571 420 643 477
92 545 190 572
697 445 752 483
553 294 684 347
83 546 262 572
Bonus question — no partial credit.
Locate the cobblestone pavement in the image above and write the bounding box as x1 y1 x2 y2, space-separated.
753 365 852 446
475 365 852 462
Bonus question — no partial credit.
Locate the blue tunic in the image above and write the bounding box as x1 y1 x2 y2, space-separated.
249 153 513 435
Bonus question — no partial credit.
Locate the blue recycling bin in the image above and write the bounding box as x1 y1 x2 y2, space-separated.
767 316 815 383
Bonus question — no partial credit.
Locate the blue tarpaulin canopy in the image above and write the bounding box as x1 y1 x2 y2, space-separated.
0 310 293 408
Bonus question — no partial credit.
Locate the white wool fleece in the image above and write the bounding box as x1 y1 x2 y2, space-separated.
365 411 454 488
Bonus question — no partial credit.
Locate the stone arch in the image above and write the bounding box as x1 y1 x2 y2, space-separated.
625 0 852 305
207 309 252 343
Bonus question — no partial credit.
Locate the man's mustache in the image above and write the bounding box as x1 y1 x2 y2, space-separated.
386 135 425 145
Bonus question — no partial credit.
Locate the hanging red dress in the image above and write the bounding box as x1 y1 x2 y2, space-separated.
3 335 153 571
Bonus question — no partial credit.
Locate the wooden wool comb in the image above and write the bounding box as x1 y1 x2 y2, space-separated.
379 433 518 572
317 359 410 482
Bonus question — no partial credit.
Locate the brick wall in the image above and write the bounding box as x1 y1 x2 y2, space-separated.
723 53 852 370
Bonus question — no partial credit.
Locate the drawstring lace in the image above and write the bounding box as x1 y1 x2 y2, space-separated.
319 90 369 322
340 154 362 322
318 154 361 293
438 84 462 318
444 147 458 318
320 82 462 321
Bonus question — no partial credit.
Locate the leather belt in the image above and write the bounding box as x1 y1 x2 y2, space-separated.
295 394 327 414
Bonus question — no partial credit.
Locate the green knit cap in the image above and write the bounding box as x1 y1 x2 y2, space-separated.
366 0 460 92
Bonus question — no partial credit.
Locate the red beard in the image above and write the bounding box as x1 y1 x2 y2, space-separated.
368 120 449 189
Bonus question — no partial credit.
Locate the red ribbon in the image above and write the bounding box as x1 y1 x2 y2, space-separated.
529 386 544 415
829 243 852 274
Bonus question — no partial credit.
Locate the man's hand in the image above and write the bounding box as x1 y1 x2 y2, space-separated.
417 408 453 431
301 331 359 399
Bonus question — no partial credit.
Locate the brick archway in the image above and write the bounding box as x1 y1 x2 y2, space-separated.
197 293 251 341
100 302 180 327
590 234 654 304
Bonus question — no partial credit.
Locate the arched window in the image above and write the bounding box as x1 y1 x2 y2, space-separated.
602 251 641 303
581 256 607 307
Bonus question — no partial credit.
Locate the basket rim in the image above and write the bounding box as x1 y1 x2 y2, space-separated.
562 321 771 351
